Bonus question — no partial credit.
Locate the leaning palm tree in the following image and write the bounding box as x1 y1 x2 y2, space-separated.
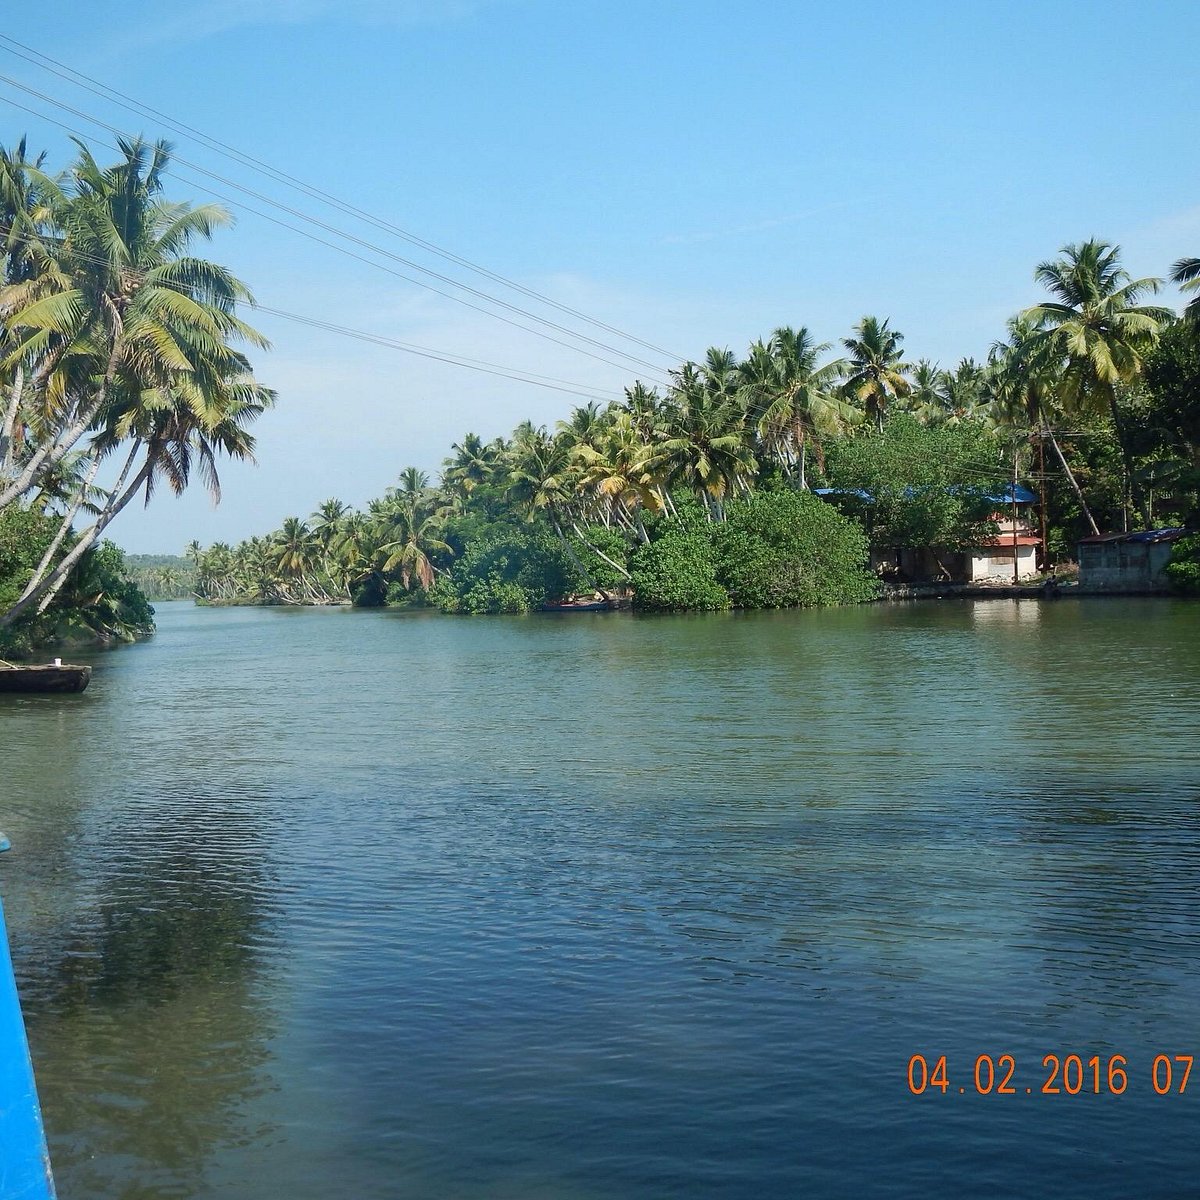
841 316 912 432
0 137 271 628
1022 240 1172 526
1171 256 1200 321
989 316 1101 535
0 140 53 486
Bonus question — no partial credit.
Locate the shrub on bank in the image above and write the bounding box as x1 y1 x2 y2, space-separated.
715 490 878 607
431 525 581 613
629 490 876 611
629 516 729 611
0 508 153 653
1165 533 1200 595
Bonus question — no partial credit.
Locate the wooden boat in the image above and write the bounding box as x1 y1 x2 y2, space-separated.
0 662 92 693
540 599 612 613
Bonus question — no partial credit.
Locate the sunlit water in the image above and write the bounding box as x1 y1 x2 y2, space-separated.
2 598 1199 1198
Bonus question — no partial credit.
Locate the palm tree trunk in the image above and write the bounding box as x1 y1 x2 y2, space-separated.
552 518 615 599
0 364 26 475
1044 423 1100 536
1106 388 1151 528
18 446 113 603
569 521 632 583
0 342 122 512
1 454 155 628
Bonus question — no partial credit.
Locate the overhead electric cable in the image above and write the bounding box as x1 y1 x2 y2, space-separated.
0 228 621 404
0 75 673 382
0 33 683 363
0 88 669 383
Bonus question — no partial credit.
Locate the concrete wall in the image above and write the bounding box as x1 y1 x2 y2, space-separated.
967 544 1038 582
1078 541 1175 591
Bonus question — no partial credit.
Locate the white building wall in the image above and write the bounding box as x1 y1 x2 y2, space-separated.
968 545 1038 581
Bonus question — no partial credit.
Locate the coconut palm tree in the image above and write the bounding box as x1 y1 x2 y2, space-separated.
1023 240 1172 526
617 382 663 442
573 409 661 542
443 432 500 500
1171 256 1200 321
990 316 1101 535
842 316 912 432
742 326 852 487
658 361 755 517
378 501 451 592
906 359 945 422
938 359 988 426
0 137 271 628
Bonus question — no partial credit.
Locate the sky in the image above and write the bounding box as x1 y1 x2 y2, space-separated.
1 0 1198 553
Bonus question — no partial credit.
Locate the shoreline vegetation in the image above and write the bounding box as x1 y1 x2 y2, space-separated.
1 139 1198 650
190 278 1200 615
0 137 271 655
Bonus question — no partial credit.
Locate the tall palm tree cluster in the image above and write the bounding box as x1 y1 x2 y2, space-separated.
200 241 1194 607
0 137 273 632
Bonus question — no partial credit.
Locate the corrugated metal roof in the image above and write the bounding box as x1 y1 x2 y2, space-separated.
1078 527 1190 545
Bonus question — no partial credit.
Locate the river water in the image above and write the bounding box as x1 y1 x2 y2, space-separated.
1 598 1198 1198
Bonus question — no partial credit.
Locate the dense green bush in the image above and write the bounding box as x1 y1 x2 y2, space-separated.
629 503 728 611
714 490 878 607
431 525 581 613
824 416 1002 551
629 491 876 611
1164 533 1200 595
0 505 55 615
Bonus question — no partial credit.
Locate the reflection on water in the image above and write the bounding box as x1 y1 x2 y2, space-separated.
8 782 279 1198
1 598 1198 1198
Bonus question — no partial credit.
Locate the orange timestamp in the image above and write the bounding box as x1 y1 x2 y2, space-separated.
907 1053 1193 1097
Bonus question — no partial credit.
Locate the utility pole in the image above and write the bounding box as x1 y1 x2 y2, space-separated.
1011 444 1020 587
1038 435 1047 571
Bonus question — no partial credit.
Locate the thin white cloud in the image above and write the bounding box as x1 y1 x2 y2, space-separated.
86 0 512 58
660 201 857 247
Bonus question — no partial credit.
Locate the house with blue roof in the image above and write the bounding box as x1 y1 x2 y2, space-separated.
814 483 1043 583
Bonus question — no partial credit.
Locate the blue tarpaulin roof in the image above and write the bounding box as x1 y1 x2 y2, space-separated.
814 484 1037 504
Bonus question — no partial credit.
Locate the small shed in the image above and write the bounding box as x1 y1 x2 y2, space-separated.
1077 528 1188 592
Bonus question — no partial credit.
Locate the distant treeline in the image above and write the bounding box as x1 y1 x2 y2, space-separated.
124 555 197 601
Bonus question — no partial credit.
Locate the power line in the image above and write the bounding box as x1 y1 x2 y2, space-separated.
0 75 677 386
0 229 618 403
0 33 683 364
0 87 670 385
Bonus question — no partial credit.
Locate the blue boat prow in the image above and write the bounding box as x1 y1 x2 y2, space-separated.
0 835 56 1199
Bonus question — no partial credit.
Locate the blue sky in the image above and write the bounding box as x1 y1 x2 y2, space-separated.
2 0 1198 552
